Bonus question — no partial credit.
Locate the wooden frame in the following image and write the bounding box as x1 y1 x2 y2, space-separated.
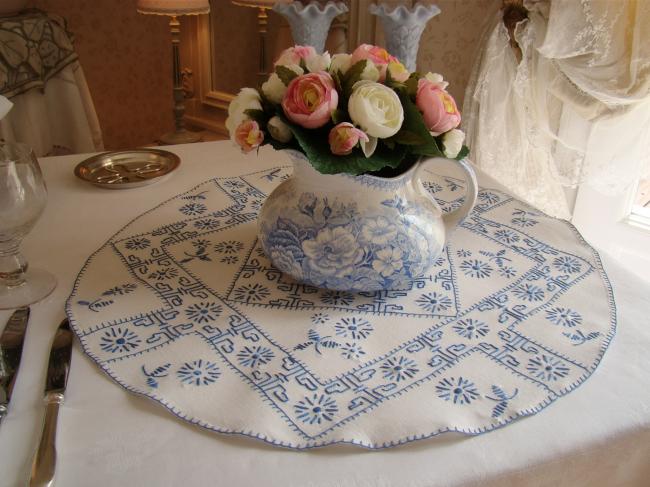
180 1 401 136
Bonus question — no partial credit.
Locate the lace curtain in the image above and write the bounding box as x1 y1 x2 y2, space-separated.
463 0 650 218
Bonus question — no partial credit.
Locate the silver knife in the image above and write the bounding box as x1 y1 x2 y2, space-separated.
0 307 30 423
30 319 72 487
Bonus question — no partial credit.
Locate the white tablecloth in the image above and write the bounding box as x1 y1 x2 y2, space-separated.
0 141 649 487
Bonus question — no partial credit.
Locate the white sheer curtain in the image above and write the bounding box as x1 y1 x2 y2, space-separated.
463 0 650 218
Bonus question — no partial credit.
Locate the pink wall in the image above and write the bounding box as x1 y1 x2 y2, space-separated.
31 0 174 150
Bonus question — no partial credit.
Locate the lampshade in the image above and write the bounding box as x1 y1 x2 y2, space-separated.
137 0 210 15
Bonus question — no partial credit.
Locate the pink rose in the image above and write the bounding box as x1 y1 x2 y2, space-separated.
328 122 369 155
416 79 461 136
274 45 317 67
234 120 264 153
282 72 338 129
350 44 398 80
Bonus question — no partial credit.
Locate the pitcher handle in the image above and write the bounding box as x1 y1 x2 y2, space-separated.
415 157 478 236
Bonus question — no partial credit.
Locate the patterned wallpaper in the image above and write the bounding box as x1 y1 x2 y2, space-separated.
30 0 173 150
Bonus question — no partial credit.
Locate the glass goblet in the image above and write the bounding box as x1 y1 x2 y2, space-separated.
0 143 56 309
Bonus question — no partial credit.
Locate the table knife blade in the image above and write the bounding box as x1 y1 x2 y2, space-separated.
29 319 72 487
0 307 30 423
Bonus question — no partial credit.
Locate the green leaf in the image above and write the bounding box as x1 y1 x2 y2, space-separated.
331 70 343 94
397 91 444 158
275 65 299 86
331 108 344 125
243 109 267 124
285 117 407 175
456 145 470 160
405 74 420 99
342 60 367 95
391 130 428 146
299 58 308 72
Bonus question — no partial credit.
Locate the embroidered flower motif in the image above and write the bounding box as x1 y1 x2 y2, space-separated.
526 354 570 382
545 307 582 328
233 284 271 303
360 216 398 245
311 312 330 325
223 179 246 189
237 346 274 368
478 191 500 205
494 229 520 244
194 218 220 230
456 249 472 258
100 327 141 353
179 203 207 216
511 216 537 227
340 342 366 360
185 302 223 323
445 178 463 191
321 290 355 306
104 284 137 296
513 283 545 302
334 317 373 340
415 292 453 313
498 266 517 279
436 376 479 405
148 267 179 281
177 359 221 386
460 259 493 279
124 237 151 250
214 240 244 254
221 255 239 264
380 356 419 382
423 181 443 194
553 256 582 274
452 318 489 339
294 394 338 425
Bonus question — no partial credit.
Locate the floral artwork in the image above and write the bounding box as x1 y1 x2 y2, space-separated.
260 191 437 291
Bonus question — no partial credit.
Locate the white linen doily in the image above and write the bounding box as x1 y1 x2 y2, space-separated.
66 166 616 449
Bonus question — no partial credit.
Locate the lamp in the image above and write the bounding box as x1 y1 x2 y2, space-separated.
137 0 210 145
231 0 286 85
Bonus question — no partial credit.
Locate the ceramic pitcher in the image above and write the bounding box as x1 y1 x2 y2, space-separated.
258 150 477 292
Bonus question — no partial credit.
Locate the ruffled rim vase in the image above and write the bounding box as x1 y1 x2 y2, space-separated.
273 1 349 54
369 2 441 72
257 150 477 292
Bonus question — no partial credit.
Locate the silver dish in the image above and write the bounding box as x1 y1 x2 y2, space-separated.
74 149 181 189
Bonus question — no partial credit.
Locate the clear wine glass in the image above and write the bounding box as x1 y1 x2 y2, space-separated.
0 142 56 309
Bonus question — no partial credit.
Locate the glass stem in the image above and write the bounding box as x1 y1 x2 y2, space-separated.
0 240 28 288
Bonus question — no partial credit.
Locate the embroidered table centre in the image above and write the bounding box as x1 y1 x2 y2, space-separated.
66 165 616 449
0 9 78 98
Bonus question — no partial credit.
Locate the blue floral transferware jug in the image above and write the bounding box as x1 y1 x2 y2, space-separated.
258 150 477 292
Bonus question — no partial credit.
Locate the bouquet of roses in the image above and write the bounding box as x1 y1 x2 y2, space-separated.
226 44 468 176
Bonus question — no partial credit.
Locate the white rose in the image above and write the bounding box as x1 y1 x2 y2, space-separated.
329 53 351 75
348 81 404 139
424 72 449 89
442 129 465 158
261 64 304 104
305 52 331 73
225 88 262 137
267 116 293 143
360 60 380 82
